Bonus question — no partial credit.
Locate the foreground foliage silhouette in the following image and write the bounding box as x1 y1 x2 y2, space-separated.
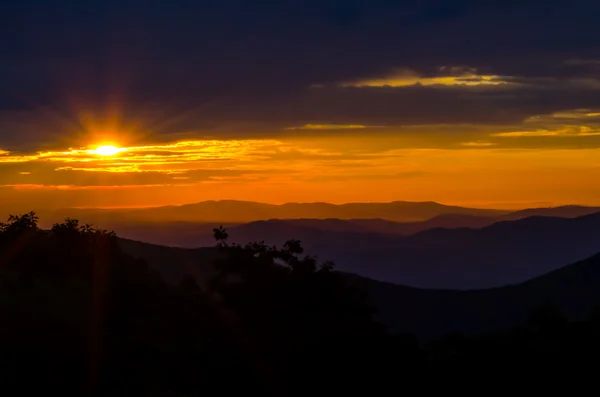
0 213 413 395
2 212 600 395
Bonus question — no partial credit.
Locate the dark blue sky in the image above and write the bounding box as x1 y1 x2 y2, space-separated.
1 0 600 150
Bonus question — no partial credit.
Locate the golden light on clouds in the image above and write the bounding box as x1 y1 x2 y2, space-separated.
0 139 287 179
491 130 563 137
285 124 379 130
0 122 599 209
491 127 600 137
340 67 509 88
460 141 498 147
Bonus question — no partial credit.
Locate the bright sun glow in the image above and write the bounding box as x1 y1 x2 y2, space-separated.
92 145 122 156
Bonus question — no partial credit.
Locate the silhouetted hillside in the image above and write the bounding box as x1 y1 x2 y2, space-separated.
107 221 239 248
77 216 497 248
255 218 379 234
498 205 600 221
240 214 496 237
117 239 219 284
358 252 600 340
381 213 600 288
373 213 496 234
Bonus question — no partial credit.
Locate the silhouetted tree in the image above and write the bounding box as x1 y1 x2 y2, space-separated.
212 225 228 247
206 226 396 394
0 211 38 233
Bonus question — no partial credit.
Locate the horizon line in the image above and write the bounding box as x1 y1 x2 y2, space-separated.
56 199 589 212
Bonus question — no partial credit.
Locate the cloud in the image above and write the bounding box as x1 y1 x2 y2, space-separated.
578 127 600 136
490 110 600 138
0 137 427 189
284 124 380 130
339 68 509 88
460 141 497 147
491 128 600 138
7 184 173 191
491 130 563 137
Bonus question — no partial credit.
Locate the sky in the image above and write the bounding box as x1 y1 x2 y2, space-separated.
1 0 600 210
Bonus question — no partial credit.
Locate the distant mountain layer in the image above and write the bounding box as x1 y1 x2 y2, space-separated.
117 239 600 341
37 202 600 245
39 200 508 224
74 205 600 250
275 205 600 234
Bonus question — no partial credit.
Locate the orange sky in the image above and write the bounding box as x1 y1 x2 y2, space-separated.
1 121 600 210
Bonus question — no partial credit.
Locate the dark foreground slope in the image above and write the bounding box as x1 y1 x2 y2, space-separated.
353 251 600 340
117 238 219 284
117 234 600 341
4 212 600 393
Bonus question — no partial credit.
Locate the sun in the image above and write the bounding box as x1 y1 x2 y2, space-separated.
92 145 123 156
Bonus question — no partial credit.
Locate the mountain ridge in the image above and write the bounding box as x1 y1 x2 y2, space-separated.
38 199 508 224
